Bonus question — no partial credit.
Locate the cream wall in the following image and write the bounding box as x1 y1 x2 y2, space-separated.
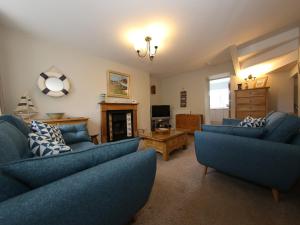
268 71 294 112
152 62 296 127
157 62 235 126
0 27 151 134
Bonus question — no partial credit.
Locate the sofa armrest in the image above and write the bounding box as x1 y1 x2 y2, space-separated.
0 150 157 225
202 125 264 138
222 118 242 126
194 131 300 191
1 138 140 188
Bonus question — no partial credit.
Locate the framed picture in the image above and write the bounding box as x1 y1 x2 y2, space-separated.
254 76 268 88
180 90 187 107
107 70 130 98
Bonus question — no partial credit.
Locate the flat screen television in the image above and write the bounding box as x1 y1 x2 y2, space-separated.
152 105 170 118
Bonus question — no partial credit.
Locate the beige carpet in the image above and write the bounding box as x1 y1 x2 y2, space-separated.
135 138 300 225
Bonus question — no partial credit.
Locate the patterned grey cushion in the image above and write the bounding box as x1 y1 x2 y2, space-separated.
31 120 65 144
28 133 72 157
239 116 266 128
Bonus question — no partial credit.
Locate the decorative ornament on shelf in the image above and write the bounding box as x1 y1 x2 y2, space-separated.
14 93 38 120
99 93 106 103
244 74 256 89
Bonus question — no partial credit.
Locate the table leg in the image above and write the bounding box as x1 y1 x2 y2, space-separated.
163 151 169 161
162 145 169 161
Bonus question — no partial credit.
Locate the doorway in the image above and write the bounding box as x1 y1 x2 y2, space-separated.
209 76 230 124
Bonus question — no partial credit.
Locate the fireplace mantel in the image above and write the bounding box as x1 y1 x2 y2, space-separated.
99 102 138 143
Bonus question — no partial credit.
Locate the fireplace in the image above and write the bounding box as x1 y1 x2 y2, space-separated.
100 103 138 143
107 110 134 142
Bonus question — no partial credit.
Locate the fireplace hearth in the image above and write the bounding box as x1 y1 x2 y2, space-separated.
107 110 133 142
100 103 138 143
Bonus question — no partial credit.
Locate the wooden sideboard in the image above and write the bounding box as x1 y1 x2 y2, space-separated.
235 87 269 119
35 117 89 126
176 114 204 134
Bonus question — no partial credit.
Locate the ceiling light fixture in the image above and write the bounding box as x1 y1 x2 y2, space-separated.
135 36 158 61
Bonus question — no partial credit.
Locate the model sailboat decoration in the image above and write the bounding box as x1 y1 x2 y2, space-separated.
14 94 38 119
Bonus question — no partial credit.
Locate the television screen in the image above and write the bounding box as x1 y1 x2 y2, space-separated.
152 105 170 118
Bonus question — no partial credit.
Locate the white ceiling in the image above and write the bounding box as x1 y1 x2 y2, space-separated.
0 0 300 77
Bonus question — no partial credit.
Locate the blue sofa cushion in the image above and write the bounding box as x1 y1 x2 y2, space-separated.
202 125 264 138
263 113 300 143
0 138 140 188
262 112 287 138
0 115 30 137
290 132 300 146
0 173 30 202
59 123 91 145
70 141 95 151
29 133 72 156
222 118 241 126
0 121 30 164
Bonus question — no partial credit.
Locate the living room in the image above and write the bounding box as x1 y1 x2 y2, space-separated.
0 1 300 225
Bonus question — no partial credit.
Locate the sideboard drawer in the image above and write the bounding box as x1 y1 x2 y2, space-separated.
236 89 267 98
236 96 266 105
236 105 266 111
248 89 267 96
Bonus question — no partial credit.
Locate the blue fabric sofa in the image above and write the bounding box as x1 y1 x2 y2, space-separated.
195 112 300 201
0 115 157 225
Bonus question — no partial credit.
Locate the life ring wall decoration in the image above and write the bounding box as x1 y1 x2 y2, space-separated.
38 71 70 97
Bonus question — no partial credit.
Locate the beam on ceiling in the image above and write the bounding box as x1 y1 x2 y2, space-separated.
241 39 299 69
230 45 240 76
241 50 298 77
238 27 300 59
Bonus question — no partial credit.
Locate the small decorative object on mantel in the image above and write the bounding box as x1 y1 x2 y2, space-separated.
180 90 187 107
107 70 130 98
14 93 38 120
99 93 106 103
38 66 70 97
254 76 268 88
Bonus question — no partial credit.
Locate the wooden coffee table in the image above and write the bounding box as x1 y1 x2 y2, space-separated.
140 130 188 161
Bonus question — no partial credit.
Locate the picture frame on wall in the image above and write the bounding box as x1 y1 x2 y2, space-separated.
107 70 130 98
254 76 268 88
180 90 187 107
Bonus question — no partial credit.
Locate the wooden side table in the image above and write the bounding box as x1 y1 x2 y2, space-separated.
90 134 99 144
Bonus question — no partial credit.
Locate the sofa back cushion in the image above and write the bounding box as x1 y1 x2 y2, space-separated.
263 112 300 143
202 125 264 138
0 121 30 164
0 115 30 137
59 123 91 145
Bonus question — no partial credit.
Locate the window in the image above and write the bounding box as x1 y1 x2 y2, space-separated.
209 77 230 109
